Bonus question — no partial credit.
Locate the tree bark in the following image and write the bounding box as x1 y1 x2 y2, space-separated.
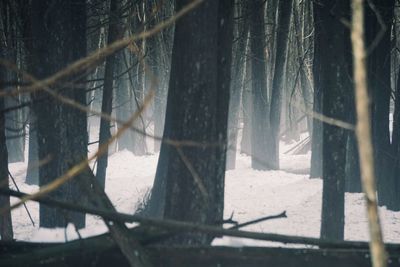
147 0 234 245
26 111 39 185
96 0 124 188
30 0 89 228
226 1 249 170
316 0 351 241
351 0 388 265
365 0 395 208
249 0 271 170
0 74 13 241
269 0 294 169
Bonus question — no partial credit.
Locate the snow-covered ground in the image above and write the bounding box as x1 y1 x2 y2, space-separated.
7 134 400 245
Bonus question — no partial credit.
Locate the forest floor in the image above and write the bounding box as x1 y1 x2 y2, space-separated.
8 133 400 245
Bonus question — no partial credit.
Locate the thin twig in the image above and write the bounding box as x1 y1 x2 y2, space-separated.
229 211 287 230
7 170 35 227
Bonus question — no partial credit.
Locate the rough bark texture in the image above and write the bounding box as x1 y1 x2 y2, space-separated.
315 0 351 241
365 0 395 209
345 132 362 192
226 1 249 170
30 0 88 228
240 59 252 156
26 111 39 185
269 0 294 169
147 0 234 245
0 86 13 241
351 0 388 265
391 52 400 211
96 0 124 188
116 51 135 153
249 0 271 170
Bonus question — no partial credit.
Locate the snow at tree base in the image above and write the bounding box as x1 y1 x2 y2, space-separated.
8 133 400 244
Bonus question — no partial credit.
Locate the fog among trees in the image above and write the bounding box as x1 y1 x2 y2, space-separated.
0 0 400 266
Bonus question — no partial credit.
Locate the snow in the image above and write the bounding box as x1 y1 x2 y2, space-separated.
7 133 400 246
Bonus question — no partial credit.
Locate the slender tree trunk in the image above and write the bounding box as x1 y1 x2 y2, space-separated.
265 0 278 93
345 131 362 192
249 0 271 170
269 0 294 169
226 1 249 170
365 0 395 208
0 57 13 240
351 0 388 266
293 1 313 137
240 61 252 156
309 1 323 179
116 51 135 152
26 111 38 185
390 50 400 211
96 0 124 188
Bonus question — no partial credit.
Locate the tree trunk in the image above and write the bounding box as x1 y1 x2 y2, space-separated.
96 0 124 188
147 0 234 245
249 0 271 170
26 111 39 185
269 0 294 169
31 0 88 228
240 60 252 156
0 60 13 241
116 51 135 153
316 0 351 241
345 132 362 192
365 0 395 208
226 1 249 170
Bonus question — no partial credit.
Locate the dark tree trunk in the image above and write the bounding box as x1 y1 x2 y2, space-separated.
146 0 234 245
226 1 249 170
345 86 361 193
147 0 171 153
96 0 124 188
26 111 39 185
115 51 135 153
249 0 271 170
130 4 148 156
0 58 13 241
269 0 293 169
345 132 362 193
391 61 400 211
292 0 313 137
240 60 252 156
31 0 88 228
315 0 351 241
0 96 13 241
309 2 323 179
265 0 279 93
1 4 26 164
152 39 165 153
5 97 26 163
365 0 395 208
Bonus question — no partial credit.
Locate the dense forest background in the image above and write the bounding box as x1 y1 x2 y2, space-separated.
0 0 399 266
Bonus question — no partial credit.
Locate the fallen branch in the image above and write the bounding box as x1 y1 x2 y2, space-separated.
2 188 399 249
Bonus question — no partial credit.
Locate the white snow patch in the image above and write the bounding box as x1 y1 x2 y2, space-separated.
7 135 400 246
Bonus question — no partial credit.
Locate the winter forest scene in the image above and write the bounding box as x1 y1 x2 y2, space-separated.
1 0 400 266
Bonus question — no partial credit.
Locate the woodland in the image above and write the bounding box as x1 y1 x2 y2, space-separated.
0 0 400 266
